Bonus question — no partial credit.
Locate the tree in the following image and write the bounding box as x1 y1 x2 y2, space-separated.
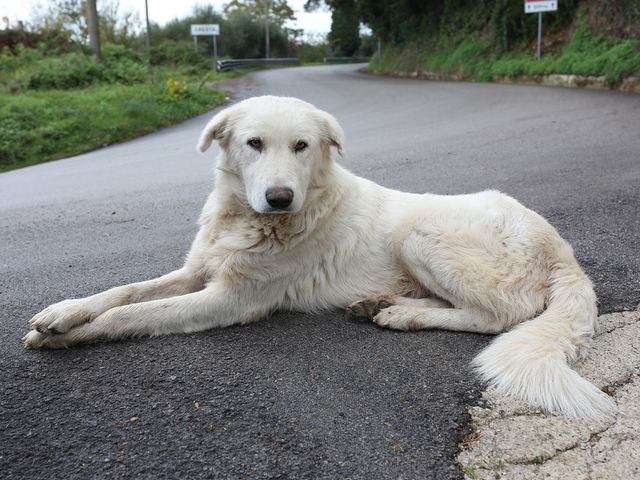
149 4 290 60
328 0 359 56
224 1 294 58
27 0 141 52
224 0 296 28
306 0 360 56
85 0 102 62
224 0 297 57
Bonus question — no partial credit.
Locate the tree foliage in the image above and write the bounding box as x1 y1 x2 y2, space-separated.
224 0 296 28
9 1 297 60
151 5 291 59
328 0 360 56
313 0 638 54
355 0 638 48
26 0 141 50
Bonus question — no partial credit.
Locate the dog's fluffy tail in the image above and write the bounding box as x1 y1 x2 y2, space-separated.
472 250 616 418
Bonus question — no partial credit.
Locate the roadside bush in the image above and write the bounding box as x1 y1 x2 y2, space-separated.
150 40 212 73
14 52 103 90
7 43 150 91
102 42 145 63
0 43 42 71
424 38 490 76
0 43 47 87
295 42 329 63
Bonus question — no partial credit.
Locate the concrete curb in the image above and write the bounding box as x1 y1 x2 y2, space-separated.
457 309 640 479
367 69 640 94
495 74 640 94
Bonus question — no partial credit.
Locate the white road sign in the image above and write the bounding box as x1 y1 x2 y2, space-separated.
191 24 220 36
525 0 557 13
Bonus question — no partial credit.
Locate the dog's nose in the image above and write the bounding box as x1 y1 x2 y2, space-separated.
265 187 294 209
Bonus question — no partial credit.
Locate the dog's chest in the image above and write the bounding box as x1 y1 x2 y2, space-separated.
274 230 408 310
195 200 409 309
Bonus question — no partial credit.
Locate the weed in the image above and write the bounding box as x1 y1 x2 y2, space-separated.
166 78 189 100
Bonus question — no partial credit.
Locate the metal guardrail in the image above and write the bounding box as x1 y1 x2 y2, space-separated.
216 58 300 72
323 57 371 63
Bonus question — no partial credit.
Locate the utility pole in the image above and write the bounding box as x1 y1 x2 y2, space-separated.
535 12 542 60
86 0 102 63
265 0 270 59
145 0 152 52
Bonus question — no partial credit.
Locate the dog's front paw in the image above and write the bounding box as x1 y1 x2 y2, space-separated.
29 299 93 335
373 306 421 331
23 330 51 349
346 296 395 319
23 329 75 349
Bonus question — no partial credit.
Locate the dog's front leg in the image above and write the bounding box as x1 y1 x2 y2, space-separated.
23 282 273 349
28 267 204 335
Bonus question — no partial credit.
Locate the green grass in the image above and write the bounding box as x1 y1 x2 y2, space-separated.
0 78 227 172
0 41 256 172
369 21 640 86
0 46 256 172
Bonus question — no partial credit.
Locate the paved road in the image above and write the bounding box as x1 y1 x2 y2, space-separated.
1 65 638 479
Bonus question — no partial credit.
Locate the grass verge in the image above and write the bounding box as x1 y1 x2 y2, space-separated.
369 22 640 86
0 74 231 173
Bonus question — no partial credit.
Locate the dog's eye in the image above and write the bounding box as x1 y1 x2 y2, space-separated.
248 138 263 150
294 141 308 152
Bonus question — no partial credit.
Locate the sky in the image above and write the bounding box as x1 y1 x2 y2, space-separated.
0 0 332 39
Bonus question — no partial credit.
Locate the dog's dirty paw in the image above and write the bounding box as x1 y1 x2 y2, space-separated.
346 296 395 319
373 306 421 331
29 299 93 335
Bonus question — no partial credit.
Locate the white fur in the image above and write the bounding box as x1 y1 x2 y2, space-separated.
24 96 615 419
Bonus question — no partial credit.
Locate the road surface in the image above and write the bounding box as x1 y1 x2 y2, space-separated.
1 65 639 479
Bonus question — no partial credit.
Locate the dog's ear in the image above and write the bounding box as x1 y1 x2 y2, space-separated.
317 111 346 157
197 108 232 153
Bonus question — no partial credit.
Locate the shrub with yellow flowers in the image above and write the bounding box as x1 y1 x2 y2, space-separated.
166 78 188 100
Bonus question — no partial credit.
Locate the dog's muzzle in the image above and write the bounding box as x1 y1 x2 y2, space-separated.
265 187 294 210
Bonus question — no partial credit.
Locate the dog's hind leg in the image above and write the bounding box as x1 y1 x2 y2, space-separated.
347 295 501 334
346 295 450 319
29 267 204 335
381 222 542 336
372 306 503 333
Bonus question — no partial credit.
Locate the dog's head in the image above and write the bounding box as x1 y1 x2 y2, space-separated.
197 96 344 214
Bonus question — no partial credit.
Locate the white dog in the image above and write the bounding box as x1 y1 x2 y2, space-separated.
24 96 614 419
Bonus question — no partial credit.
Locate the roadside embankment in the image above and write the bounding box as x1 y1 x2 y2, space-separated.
368 4 640 94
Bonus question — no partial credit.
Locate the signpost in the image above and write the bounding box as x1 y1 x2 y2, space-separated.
191 24 220 68
525 1 557 60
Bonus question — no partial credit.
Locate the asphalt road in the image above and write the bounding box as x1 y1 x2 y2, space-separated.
1 65 639 479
